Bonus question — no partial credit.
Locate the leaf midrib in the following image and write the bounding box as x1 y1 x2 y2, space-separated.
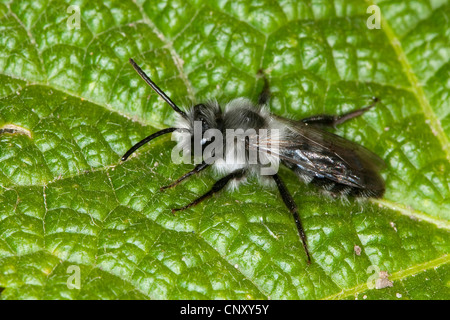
373 199 450 230
322 253 449 300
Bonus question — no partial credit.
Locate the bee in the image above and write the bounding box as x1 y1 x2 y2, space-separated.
122 58 385 264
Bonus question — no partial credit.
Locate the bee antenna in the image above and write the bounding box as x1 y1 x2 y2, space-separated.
121 127 180 161
129 58 188 119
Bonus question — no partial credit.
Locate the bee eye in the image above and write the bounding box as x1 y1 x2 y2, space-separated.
202 120 209 130
197 116 209 131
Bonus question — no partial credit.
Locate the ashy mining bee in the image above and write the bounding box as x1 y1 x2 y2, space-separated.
121 58 385 264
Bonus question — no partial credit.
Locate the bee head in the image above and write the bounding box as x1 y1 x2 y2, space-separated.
174 102 222 152
179 101 223 134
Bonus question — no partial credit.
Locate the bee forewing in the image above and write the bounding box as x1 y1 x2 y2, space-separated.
252 116 386 193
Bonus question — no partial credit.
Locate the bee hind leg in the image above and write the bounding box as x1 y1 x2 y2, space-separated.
301 97 380 128
272 174 311 264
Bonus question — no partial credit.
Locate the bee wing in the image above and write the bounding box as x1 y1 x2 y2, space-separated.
256 116 385 191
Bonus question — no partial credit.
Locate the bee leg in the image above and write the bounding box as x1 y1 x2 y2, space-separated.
257 69 270 105
160 162 209 191
172 168 246 213
272 174 312 264
301 97 379 128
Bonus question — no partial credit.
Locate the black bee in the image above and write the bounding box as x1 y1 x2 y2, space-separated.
121 58 385 264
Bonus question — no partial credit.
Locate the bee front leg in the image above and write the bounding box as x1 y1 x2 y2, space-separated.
160 161 209 191
272 173 311 264
301 97 379 128
172 168 246 213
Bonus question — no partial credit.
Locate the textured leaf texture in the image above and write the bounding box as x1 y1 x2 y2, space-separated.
0 0 449 300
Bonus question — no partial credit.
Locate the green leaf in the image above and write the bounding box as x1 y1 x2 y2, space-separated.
0 0 449 300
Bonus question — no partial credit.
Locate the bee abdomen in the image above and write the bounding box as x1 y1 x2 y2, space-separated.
293 167 384 198
310 177 384 198
308 177 350 196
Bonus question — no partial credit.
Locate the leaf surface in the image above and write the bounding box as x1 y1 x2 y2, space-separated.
0 0 449 299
